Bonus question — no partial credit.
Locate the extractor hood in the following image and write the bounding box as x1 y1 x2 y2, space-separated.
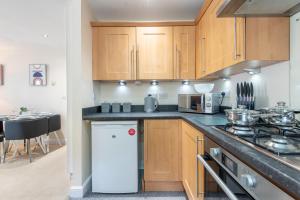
217 0 300 17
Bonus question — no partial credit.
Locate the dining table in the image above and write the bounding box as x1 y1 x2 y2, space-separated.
0 112 57 157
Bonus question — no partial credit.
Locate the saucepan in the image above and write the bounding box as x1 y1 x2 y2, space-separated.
260 102 300 127
225 105 261 126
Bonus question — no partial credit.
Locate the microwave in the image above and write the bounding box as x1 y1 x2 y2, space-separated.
178 93 221 114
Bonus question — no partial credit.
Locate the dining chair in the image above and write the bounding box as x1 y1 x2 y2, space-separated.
46 114 62 152
0 121 4 163
4 118 48 163
0 136 4 164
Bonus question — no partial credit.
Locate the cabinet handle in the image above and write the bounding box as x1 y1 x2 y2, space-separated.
234 17 241 60
136 45 139 79
196 137 204 197
176 45 180 79
175 45 178 79
201 38 206 74
131 46 134 79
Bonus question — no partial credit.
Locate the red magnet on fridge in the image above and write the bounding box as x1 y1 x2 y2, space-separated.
128 128 136 136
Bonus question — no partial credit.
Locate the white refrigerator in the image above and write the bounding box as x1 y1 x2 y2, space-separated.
92 121 138 193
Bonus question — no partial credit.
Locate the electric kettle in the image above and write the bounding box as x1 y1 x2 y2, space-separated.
144 94 158 113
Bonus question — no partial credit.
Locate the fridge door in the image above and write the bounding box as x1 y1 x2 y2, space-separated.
92 121 138 193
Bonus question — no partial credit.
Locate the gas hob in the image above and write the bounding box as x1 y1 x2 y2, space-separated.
215 123 300 169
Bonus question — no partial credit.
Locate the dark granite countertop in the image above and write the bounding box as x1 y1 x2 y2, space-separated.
82 108 300 199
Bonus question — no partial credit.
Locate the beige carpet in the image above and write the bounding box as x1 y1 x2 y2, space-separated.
0 146 69 200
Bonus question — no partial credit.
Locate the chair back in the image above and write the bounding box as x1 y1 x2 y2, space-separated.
0 121 3 133
0 121 3 142
4 118 48 140
48 115 61 132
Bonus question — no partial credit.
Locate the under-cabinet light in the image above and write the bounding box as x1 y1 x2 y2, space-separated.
118 80 127 86
150 80 159 86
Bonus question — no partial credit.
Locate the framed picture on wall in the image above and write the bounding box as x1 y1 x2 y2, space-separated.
29 64 47 86
0 64 4 85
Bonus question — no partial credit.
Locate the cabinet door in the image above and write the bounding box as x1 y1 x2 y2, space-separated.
144 119 181 182
174 26 196 80
196 15 208 79
182 121 204 200
92 27 136 80
137 27 174 80
205 0 245 73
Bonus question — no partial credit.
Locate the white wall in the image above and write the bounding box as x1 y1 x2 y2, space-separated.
81 0 95 189
212 61 290 109
290 12 300 110
0 0 67 135
94 62 291 109
67 0 95 197
94 81 202 105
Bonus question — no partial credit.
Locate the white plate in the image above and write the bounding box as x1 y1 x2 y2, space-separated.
194 83 215 93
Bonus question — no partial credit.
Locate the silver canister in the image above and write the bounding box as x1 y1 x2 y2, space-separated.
112 103 121 113
101 103 111 113
123 102 132 113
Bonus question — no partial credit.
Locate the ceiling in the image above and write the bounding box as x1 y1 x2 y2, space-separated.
0 0 66 49
88 0 204 21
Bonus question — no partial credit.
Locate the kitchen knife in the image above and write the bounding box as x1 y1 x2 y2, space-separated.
245 82 248 108
240 82 244 106
250 82 254 110
244 82 248 107
247 83 251 109
237 83 240 106
243 82 247 107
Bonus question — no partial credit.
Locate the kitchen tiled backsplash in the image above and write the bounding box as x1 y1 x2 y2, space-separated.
93 61 292 109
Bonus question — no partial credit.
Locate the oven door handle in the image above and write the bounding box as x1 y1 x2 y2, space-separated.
197 154 239 200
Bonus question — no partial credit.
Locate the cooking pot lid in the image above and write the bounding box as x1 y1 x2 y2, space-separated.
225 107 260 115
270 101 295 114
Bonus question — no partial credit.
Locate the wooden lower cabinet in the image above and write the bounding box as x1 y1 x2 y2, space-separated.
182 121 204 200
143 119 205 197
144 119 183 191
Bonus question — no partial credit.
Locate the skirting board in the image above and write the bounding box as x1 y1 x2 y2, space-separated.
69 175 92 198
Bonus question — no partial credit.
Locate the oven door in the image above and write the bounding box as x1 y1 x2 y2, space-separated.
198 137 254 200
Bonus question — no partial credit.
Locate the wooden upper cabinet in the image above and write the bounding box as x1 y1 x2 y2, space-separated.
174 26 196 80
196 15 208 79
136 27 174 80
204 0 245 73
245 17 290 61
182 121 204 200
92 27 136 80
196 0 289 80
144 119 183 191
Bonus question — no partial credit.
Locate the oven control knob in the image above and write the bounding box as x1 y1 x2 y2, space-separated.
241 174 256 188
211 148 221 157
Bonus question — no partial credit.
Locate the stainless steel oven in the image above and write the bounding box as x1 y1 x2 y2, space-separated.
198 136 293 200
